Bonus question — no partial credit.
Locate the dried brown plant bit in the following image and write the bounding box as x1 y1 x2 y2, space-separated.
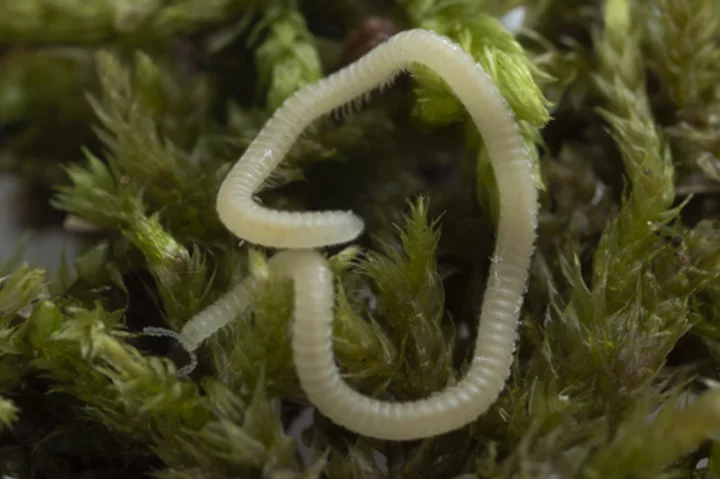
336 17 401 70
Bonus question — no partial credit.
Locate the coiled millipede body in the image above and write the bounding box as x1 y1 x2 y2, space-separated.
179 28 538 441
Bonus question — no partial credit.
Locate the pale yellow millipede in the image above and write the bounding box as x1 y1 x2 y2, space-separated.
159 28 538 441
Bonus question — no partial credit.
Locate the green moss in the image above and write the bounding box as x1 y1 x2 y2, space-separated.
3 0 720 477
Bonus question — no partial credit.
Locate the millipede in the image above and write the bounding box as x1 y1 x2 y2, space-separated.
173 28 538 441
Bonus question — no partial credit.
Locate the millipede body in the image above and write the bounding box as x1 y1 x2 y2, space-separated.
182 28 538 441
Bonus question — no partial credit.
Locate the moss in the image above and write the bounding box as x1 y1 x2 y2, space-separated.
3 0 720 477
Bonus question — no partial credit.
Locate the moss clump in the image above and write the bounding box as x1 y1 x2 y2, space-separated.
3 0 720 477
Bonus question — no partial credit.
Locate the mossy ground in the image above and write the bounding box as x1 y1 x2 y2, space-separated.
2 0 720 478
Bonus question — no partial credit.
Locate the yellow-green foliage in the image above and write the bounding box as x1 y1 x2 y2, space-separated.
3 0 720 477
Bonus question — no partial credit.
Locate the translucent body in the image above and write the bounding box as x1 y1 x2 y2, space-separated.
185 29 538 440
179 281 252 352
